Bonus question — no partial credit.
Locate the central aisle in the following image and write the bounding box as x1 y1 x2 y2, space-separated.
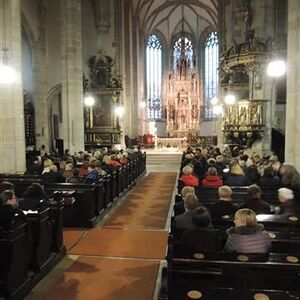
27 172 177 300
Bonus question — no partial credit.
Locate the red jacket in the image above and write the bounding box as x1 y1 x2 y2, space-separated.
202 175 223 187
180 174 200 187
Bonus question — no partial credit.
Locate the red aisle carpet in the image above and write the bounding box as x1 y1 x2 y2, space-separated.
42 172 177 300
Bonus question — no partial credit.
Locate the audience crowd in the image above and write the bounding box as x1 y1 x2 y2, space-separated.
175 145 300 254
0 146 141 228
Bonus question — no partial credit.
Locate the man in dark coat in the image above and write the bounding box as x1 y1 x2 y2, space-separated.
239 184 271 214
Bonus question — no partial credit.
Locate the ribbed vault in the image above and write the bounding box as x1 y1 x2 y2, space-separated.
132 0 218 43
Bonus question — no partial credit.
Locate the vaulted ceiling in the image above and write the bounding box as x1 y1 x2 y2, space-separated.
132 0 218 44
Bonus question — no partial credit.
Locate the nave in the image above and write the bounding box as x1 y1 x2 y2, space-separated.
24 154 180 300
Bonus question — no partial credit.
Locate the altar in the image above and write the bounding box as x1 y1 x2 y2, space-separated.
155 137 187 150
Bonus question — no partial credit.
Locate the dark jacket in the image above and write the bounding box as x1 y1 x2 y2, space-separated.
224 224 271 253
67 176 86 184
258 176 280 188
41 171 65 184
174 211 197 230
225 174 251 186
0 205 25 229
239 198 271 214
19 197 49 211
280 199 297 215
244 166 260 184
210 200 238 218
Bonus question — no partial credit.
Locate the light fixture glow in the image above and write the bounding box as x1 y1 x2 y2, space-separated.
140 101 146 108
211 97 218 105
267 60 286 77
212 105 223 115
84 96 95 106
115 105 124 117
0 64 17 84
224 94 236 105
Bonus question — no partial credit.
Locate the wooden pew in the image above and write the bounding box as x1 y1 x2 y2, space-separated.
26 208 53 271
167 252 300 299
0 214 30 298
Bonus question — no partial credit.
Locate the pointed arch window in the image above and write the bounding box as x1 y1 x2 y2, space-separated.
146 34 162 120
173 37 194 71
204 32 219 118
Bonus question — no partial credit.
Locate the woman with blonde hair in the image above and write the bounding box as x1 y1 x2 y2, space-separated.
225 160 251 186
224 208 271 253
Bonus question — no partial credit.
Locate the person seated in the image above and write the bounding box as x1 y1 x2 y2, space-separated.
224 208 271 253
239 184 271 214
79 161 89 177
225 160 251 186
244 158 260 184
26 156 42 175
41 164 65 184
0 181 15 194
175 186 195 216
20 183 49 210
67 168 86 183
210 185 238 218
0 190 25 229
202 167 223 187
174 194 202 230
119 152 128 165
181 153 195 168
85 163 101 183
42 158 53 174
179 165 199 187
258 166 280 187
278 187 297 215
179 206 220 256
63 163 74 181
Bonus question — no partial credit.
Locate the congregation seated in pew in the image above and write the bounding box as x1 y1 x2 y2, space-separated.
224 209 271 253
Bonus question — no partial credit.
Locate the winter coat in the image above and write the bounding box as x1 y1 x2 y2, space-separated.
202 175 223 187
224 224 271 253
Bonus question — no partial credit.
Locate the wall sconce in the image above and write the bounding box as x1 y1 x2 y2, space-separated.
115 105 124 117
224 94 236 105
84 96 95 106
267 60 286 77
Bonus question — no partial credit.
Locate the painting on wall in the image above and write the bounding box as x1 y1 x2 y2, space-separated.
91 94 112 127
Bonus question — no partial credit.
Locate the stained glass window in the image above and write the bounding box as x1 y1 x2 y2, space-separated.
173 37 194 71
146 34 162 120
204 32 219 118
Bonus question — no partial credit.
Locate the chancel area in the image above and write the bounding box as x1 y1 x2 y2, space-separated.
1 0 300 299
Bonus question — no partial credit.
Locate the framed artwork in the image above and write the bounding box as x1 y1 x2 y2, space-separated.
90 93 113 127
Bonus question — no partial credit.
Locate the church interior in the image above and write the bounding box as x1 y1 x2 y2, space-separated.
1 0 300 299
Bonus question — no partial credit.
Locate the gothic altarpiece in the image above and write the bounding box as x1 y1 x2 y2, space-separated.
164 42 202 140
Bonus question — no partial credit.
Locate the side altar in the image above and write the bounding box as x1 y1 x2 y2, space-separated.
83 51 123 149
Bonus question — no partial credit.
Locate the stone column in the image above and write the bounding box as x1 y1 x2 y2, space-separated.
285 0 300 170
34 1 50 150
60 0 84 153
0 0 26 173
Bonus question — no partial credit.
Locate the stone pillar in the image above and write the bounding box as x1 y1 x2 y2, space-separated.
0 0 26 173
60 0 84 153
34 1 50 150
285 0 300 170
